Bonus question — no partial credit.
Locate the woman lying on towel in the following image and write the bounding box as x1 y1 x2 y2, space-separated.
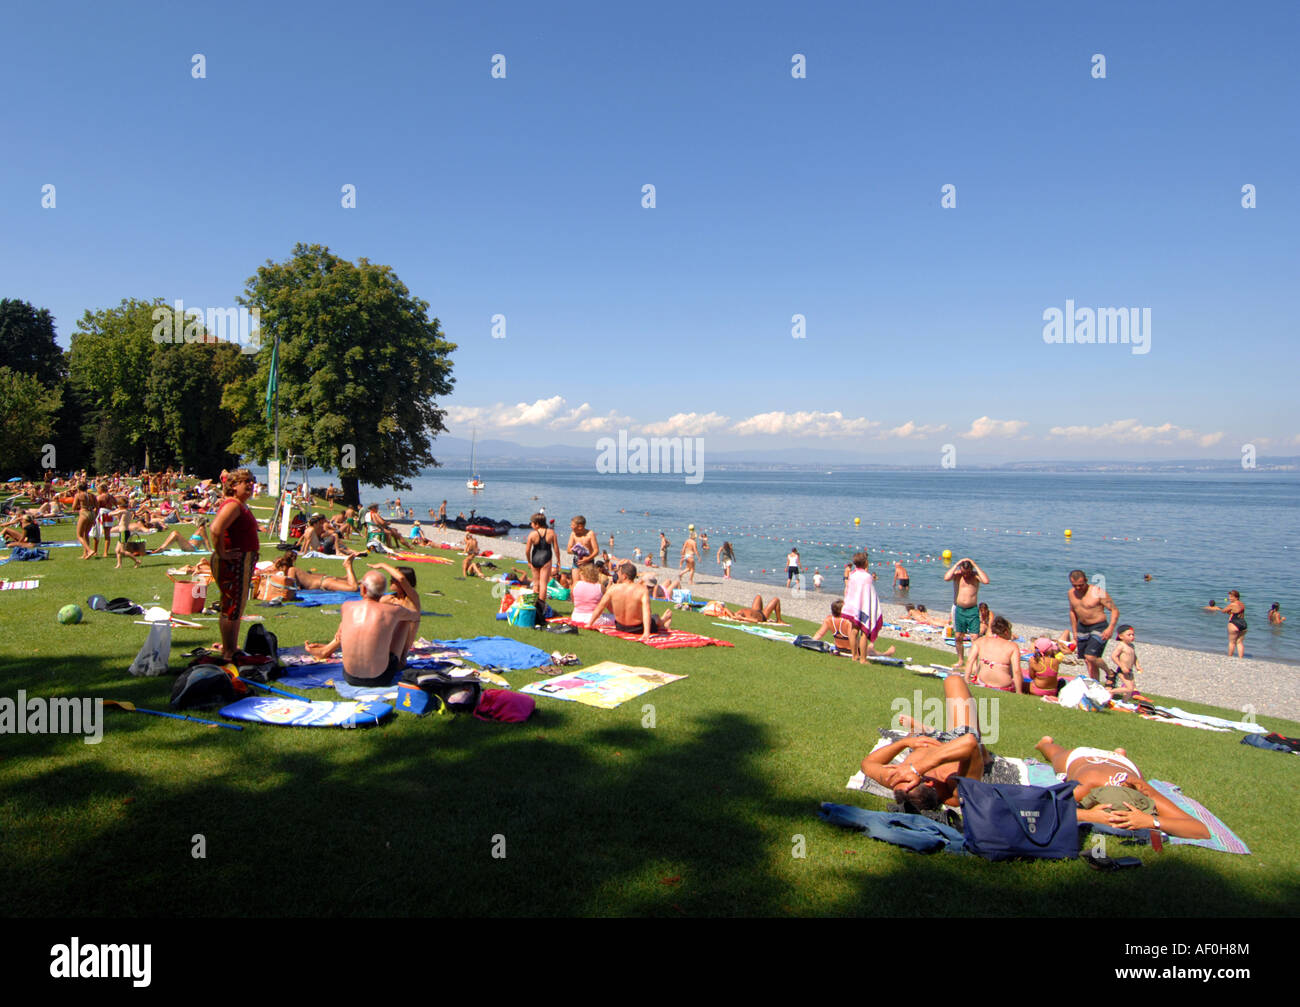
266 550 361 598
715 595 782 624
861 676 990 812
1034 737 1210 839
149 516 211 553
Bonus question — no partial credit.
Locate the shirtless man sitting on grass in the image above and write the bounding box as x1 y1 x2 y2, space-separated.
304 569 419 686
586 562 673 642
861 675 990 812
1035 737 1209 839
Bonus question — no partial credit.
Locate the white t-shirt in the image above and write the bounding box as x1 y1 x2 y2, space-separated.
787 552 799 567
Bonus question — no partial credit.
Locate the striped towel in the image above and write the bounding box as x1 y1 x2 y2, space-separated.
1151 780 1250 854
0 579 39 590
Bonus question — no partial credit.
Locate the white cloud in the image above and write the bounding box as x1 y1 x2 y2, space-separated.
1047 418 1225 446
574 410 633 433
642 412 731 436
883 421 949 440
731 410 879 438
961 416 1029 439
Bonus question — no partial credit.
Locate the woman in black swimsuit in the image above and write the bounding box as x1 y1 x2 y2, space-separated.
525 511 558 623
1211 590 1247 658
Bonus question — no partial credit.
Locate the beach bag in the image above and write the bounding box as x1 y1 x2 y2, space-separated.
1059 676 1111 711
955 778 1080 862
106 596 144 616
475 689 535 723
506 602 537 628
128 621 172 677
793 634 838 654
171 663 246 709
402 668 482 713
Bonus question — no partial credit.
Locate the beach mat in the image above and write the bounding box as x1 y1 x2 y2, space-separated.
520 661 686 709
712 622 800 642
219 696 392 728
551 617 733 649
428 636 551 670
386 552 454 564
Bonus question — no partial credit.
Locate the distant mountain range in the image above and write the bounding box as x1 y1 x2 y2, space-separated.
429 436 1298 473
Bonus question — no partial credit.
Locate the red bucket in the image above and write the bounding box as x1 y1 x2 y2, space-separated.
170 577 207 615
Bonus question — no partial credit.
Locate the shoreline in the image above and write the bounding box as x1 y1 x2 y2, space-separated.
394 523 1300 724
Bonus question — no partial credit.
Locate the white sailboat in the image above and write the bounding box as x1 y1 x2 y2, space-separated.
466 429 485 491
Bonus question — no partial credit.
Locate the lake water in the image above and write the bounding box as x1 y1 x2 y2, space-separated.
267 465 1300 664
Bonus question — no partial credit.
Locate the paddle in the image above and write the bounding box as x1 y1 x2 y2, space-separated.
239 679 305 702
103 699 243 730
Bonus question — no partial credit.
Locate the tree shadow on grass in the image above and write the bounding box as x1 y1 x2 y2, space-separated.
2 701 790 917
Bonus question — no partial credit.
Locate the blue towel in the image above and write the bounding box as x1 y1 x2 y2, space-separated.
293 589 360 607
430 636 551 670
277 663 346 689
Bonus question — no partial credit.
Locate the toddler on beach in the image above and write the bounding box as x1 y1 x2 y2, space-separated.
1108 624 1142 698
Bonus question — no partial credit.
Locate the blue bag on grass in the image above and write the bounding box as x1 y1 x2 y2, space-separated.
955 778 1080 861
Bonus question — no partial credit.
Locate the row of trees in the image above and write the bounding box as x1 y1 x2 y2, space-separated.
1 244 458 505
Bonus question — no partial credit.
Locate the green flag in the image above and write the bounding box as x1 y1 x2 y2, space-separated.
264 335 278 422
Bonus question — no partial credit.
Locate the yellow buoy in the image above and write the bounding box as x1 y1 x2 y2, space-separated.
942 549 953 562
854 517 861 526
1064 529 1073 538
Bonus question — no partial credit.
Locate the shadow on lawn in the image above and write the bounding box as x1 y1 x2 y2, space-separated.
3 648 1295 918
2 698 794 917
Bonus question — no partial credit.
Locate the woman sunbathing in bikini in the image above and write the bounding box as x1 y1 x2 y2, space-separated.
275 550 361 595
716 595 783 624
861 675 990 812
150 517 211 554
963 615 1024 693
1034 737 1210 839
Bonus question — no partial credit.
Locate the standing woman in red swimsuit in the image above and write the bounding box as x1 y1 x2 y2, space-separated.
208 469 261 660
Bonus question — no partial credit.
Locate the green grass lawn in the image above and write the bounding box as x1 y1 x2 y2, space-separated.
2 500 1298 917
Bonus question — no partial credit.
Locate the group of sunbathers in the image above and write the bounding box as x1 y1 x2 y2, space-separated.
859 676 1210 839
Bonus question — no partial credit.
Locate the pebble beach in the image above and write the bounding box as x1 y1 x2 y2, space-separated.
399 526 1300 726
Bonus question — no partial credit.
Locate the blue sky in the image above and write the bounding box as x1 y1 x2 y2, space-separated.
3 0 1296 462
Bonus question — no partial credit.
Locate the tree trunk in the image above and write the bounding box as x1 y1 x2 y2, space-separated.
341 475 361 508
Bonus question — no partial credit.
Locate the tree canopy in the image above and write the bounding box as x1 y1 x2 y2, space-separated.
0 366 62 476
227 243 456 503
0 298 66 388
69 298 253 471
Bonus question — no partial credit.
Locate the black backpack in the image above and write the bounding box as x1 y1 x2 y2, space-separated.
244 624 281 666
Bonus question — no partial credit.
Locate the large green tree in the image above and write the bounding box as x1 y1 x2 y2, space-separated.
69 298 253 472
0 366 62 476
0 298 66 387
227 244 456 505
